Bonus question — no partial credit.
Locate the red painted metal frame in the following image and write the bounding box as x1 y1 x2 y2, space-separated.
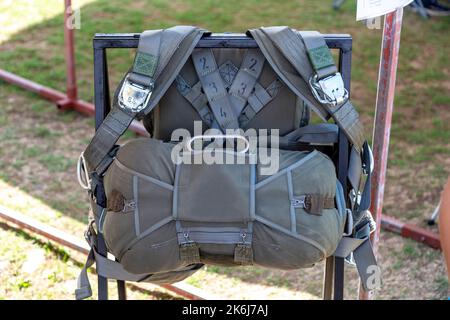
381 215 441 250
0 69 94 116
64 0 78 103
0 69 148 135
370 8 405 259
360 7 405 300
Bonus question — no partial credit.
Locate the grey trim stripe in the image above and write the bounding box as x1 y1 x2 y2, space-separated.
250 164 256 220
255 215 326 256
114 159 174 191
118 216 174 260
255 150 318 190
133 175 140 237
336 180 346 220
286 170 297 233
177 231 252 245
181 226 246 233
172 164 181 219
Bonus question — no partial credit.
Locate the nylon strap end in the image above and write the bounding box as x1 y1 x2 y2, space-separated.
75 285 92 300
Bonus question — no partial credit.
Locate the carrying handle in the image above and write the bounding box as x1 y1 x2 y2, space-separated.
186 134 250 154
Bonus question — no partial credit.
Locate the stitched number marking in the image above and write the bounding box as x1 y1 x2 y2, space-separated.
248 58 257 72
209 82 218 93
238 82 247 96
220 107 227 118
200 57 208 71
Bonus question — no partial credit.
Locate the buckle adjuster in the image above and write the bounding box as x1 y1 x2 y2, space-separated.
118 75 154 113
309 72 349 108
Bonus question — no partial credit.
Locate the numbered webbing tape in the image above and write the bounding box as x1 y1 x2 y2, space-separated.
192 49 239 131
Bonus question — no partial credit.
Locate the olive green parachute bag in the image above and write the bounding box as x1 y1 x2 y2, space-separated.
76 26 378 300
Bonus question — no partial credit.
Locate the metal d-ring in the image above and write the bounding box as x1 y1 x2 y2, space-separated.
77 152 91 191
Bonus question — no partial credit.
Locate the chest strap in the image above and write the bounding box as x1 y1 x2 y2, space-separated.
228 49 266 115
192 49 240 131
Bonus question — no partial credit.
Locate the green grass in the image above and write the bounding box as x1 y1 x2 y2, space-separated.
23 147 42 158
38 154 76 172
403 243 420 259
33 126 56 138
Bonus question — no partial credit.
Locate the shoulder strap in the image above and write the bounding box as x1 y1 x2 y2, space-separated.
247 27 365 152
83 26 206 176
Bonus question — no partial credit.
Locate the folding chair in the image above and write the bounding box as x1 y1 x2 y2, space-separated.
91 32 355 300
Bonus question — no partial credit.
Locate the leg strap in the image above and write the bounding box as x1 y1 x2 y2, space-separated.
75 226 150 300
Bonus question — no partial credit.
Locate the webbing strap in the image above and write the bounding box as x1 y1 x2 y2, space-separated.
228 50 265 115
334 236 366 258
83 26 204 175
358 142 373 213
175 75 215 127
75 226 150 300
213 59 283 127
192 49 239 131
75 246 150 300
248 28 328 120
249 27 365 152
84 107 134 174
176 58 279 129
247 83 273 114
262 27 316 82
299 31 337 79
332 100 365 150
128 30 162 86
239 80 283 126
353 239 379 291
334 236 379 291
280 123 339 147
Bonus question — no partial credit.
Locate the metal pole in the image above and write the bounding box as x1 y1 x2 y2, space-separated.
64 0 78 102
382 215 441 249
359 7 404 300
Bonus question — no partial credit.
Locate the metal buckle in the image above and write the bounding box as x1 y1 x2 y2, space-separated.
291 196 306 208
118 75 154 113
309 72 349 108
77 152 91 191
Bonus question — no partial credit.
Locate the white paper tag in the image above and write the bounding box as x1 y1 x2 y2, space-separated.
356 0 413 20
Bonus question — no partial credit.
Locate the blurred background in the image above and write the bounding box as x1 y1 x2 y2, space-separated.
0 0 449 299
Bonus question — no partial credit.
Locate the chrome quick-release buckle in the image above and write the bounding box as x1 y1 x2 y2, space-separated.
118 75 154 113
309 72 349 108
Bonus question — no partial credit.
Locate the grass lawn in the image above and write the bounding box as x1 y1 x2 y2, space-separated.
0 0 449 299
